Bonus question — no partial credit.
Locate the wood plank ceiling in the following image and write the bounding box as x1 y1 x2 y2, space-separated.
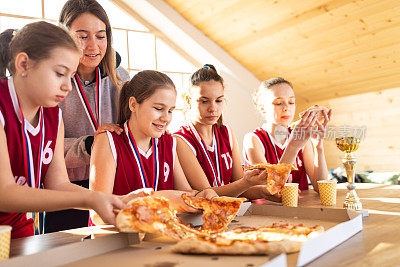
164 0 400 103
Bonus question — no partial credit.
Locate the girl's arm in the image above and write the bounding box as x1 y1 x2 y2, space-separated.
88 132 117 194
243 132 269 164
176 134 267 198
302 111 331 192
0 120 126 225
172 137 217 199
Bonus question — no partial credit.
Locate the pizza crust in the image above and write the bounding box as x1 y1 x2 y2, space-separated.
171 238 302 255
171 224 324 255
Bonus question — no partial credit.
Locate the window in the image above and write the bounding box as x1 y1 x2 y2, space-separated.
0 0 197 130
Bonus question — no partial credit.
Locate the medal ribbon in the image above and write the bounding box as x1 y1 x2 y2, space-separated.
18 103 45 189
125 123 159 190
73 67 101 132
190 124 223 187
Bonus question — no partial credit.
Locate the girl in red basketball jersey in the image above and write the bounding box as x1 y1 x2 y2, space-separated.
174 65 270 198
0 22 130 239
243 78 331 197
89 70 216 216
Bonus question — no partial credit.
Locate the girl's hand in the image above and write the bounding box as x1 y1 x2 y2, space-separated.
89 191 129 226
243 169 268 186
153 190 200 213
288 110 318 150
312 109 332 147
94 123 123 138
195 188 218 199
119 188 154 204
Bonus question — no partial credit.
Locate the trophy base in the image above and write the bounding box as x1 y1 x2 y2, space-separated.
343 188 362 211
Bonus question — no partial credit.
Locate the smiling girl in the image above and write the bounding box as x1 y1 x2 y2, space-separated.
0 22 127 239
89 70 216 217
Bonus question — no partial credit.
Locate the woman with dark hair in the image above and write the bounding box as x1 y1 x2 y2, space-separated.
174 65 270 198
44 0 130 232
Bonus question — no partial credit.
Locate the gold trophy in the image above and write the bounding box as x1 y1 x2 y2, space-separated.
335 137 362 211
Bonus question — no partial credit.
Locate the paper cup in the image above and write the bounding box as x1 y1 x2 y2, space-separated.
0 226 11 261
318 180 337 206
281 183 299 207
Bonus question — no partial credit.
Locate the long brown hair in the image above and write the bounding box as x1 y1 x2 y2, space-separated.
185 64 225 127
59 0 121 88
117 70 176 124
0 22 79 79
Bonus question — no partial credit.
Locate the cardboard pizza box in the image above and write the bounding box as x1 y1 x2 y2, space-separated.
1 204 362 267
178 204 362 267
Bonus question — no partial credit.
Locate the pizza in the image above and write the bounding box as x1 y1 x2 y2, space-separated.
116 196 206 240
290 105 330 130
299 105 329 122
171 223 324 255
181 194 246 232
243 163 297 195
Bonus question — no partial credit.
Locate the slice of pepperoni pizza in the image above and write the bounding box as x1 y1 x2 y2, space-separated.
181 194 246 233
243 163 297 195
116 196 205 240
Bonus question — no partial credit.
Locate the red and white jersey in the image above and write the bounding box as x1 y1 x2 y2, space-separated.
174 124 233 187
106 122 176 195
0 78 61 238
243 126 309 190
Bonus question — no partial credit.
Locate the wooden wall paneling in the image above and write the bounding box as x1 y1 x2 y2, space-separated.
297 87 400 172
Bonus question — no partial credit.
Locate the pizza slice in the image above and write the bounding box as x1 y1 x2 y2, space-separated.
290 105 330 130
171 223 324 255
181 194 246 233
116 196 206 240
299 105 330 123
243 163 297 195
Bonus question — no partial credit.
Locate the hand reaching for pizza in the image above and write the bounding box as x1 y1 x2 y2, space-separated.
89 191 129 226
195 188 218 199
243 169 269 186
152 190 201 213
119 188 154 204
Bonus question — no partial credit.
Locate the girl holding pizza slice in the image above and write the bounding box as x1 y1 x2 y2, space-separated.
174 65 271 198
89 70 217 218
243 77 331 197
0 22 129 239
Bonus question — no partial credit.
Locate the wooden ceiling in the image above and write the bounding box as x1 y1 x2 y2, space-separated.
163 0 400 103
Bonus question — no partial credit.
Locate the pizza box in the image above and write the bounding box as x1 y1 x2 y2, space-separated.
178 203 363 267
1 204 362 267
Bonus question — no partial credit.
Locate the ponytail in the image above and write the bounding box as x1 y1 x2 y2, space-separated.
0 29 15 79
117 81 131 125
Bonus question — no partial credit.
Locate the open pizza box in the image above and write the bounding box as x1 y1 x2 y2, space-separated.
1 204 362 267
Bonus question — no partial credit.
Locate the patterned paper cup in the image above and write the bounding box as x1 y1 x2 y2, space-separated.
0 226 11 261
281 183 299 207
318 180 337 206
